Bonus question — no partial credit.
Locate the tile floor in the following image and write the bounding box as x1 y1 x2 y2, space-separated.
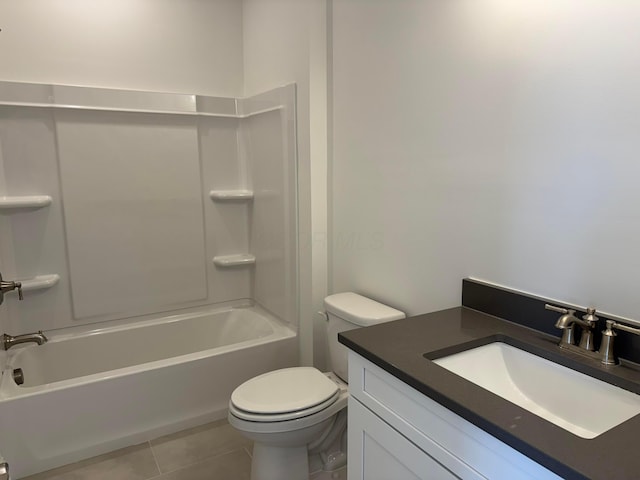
22 419 346 480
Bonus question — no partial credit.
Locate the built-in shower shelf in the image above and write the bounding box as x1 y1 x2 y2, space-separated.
14 274 60 293
212 254 256 267
209 190 254 202
0 195 52 209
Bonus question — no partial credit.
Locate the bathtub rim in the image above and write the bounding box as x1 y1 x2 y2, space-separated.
0 302 296 400
43 298 256 339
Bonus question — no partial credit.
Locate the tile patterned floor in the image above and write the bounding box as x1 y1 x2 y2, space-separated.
23 419 252 480
22 419 347 480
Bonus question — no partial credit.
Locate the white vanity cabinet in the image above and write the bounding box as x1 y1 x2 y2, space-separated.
349 397 463 479
347 351 563 480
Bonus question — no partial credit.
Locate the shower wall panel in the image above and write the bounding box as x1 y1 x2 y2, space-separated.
0 107 73 334
241 85 297 326
55 111 207 319
199 117 252 304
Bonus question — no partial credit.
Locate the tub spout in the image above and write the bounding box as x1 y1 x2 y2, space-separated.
2 331 48 350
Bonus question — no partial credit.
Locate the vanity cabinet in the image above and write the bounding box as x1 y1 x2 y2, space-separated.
349 398 461 479
347 351 562 480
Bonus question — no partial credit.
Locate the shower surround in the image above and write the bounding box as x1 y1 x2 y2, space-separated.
0 81 298 477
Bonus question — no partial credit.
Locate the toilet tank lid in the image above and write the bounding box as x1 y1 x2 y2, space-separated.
324 292 405 326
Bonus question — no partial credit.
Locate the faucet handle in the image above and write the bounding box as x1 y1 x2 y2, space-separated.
545 304 573 315
600 320 618 365
0 461 9 480
0 275 23 303
583 307 598 324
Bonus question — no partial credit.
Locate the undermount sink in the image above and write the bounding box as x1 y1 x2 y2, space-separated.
433 342 640 439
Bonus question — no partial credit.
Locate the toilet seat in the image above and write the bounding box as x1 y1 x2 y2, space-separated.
228 389 349 435
231 367 339 416
228 371 349 434
230 390 340 422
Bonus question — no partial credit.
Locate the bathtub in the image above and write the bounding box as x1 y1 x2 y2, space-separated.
0 303 297 478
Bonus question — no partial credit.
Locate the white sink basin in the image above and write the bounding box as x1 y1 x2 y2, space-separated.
433 342 640 438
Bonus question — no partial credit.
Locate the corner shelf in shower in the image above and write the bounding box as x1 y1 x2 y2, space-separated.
212 254 256 267
13 274 60 293
209 190 254 202
0 195 52 210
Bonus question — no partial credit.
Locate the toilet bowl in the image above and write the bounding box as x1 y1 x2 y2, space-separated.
228 293 405 480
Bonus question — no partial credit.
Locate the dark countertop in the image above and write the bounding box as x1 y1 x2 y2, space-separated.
339 307 640 480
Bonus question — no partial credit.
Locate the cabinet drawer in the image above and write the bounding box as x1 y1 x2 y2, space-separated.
348 351 561 480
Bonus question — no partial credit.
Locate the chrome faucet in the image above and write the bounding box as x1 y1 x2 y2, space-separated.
0 271 23 305
2 331 48 350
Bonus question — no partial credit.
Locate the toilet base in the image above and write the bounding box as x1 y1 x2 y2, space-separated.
251 444 308 480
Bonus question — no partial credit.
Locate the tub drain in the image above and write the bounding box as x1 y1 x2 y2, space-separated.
12 368 24 385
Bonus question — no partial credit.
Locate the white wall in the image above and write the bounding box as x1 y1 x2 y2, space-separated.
0 0 243 97
243 0 328 367
331 0 640 320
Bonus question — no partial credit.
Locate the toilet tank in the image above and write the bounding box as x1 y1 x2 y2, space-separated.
324 292 405 382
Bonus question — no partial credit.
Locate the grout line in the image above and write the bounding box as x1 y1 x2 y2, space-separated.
148 447 249 477
148 441 163 479
146 421 248 476
244 445 253 459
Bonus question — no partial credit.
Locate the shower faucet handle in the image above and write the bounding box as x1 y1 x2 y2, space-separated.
0 461 9 480
0 271 23 305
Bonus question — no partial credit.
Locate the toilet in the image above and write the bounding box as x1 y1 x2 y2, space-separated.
228 292 405 480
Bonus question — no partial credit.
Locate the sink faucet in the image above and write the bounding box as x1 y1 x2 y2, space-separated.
546 303 640 365
2 331 48 350
0 271 23 305
545 304 598 350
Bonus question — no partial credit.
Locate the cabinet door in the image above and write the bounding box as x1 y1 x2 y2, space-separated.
349 352 561 480
349 398 465 480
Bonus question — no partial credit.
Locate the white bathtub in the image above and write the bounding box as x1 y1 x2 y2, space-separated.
0 303 297 478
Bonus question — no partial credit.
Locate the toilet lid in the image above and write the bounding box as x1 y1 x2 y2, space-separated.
229 390 341 422
231 367 339 414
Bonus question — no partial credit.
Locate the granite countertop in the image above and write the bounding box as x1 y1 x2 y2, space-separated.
339 307 640 480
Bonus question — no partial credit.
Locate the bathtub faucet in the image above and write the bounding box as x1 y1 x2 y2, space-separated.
2 331 48 350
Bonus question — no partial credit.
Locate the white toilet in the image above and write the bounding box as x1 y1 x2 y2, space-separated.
228 292 405 480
